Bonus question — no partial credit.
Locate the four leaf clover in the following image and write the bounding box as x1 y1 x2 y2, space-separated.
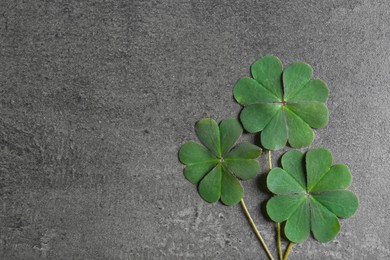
266 148 358 243
234 55 329 150
179 118 262 205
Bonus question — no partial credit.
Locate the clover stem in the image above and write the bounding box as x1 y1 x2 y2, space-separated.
267 150 272 170
240 199 274 260
283 242 293 260
268 151 282 260
277 223 283 260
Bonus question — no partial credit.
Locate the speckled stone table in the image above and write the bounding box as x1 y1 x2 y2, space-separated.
1 0 389 259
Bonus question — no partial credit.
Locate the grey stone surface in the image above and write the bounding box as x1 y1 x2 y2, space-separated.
0 0 389 259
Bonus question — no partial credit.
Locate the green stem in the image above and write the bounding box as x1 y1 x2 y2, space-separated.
268 151 283 260
283 242 293 260
240 199 274 260
267 150 272 170
277 223 283 260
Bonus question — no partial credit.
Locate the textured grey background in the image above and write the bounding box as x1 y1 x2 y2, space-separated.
0 0 389 259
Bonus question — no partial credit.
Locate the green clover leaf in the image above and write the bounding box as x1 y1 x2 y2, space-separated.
266 148 359 243
179 118 262 206
234 55 329 150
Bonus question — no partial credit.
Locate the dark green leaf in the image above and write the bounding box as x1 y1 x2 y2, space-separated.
240 103 281 133
267 168 306 195
286 102 329 129
179 141 216 164
234 77 280 105
219 118 242 156
310 197 340 242
287 79 329 102
285 108 314 148
283 62 313 99
223 159 260 180
312 190 358 218
284 199 310 243
195 118 221 157
251 55 283 99
306 148 333 191
184 161 218 184
280 150 306 189
221 167 243 205
198 164 222 203
266 194 306 222
261 108 288 150
226 142 262 159
311 164 352 192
